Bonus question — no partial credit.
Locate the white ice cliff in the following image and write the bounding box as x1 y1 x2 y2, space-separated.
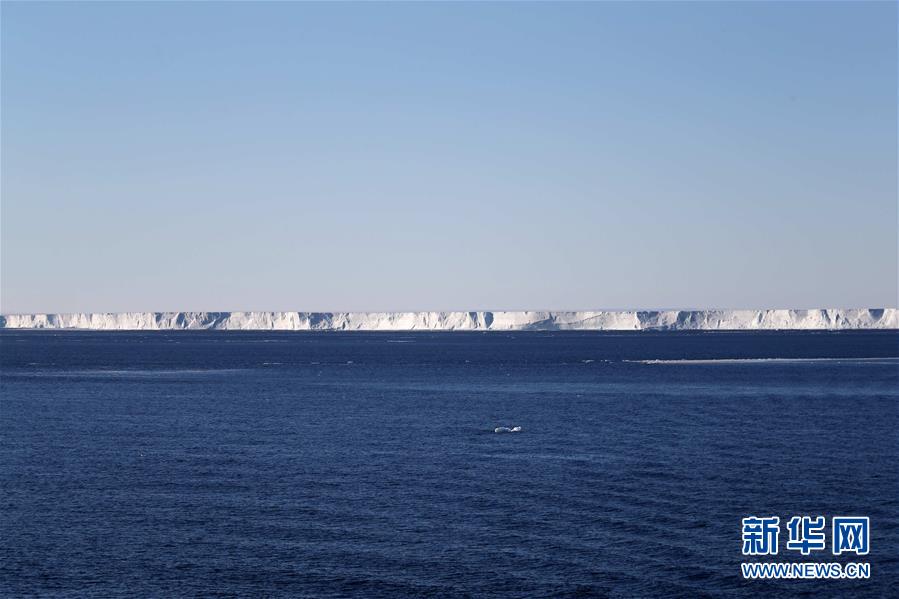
0 309 895 331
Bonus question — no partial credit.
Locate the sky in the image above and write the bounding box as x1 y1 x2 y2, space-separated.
1 1 896 313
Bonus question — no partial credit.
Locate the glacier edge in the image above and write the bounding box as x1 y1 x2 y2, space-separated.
0 309 896 331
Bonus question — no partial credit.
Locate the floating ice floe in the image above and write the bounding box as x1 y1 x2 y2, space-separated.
494 426 522 433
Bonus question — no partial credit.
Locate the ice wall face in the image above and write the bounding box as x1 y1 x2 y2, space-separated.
0 309 896 331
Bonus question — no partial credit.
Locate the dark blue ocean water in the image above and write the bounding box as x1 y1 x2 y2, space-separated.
1 331 897 597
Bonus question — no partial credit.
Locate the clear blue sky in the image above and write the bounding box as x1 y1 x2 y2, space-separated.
2 1 896 313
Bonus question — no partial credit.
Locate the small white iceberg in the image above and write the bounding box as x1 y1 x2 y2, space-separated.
494 426 522 433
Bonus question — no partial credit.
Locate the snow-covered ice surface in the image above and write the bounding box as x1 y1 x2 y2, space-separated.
0 309 895 331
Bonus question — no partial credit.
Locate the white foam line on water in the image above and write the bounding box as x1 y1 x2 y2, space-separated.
12 368 248 377
626 357 899 365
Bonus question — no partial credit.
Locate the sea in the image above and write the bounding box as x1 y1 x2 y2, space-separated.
1 330 897 597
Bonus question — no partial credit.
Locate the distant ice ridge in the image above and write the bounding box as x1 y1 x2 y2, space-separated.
0 309 896 331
